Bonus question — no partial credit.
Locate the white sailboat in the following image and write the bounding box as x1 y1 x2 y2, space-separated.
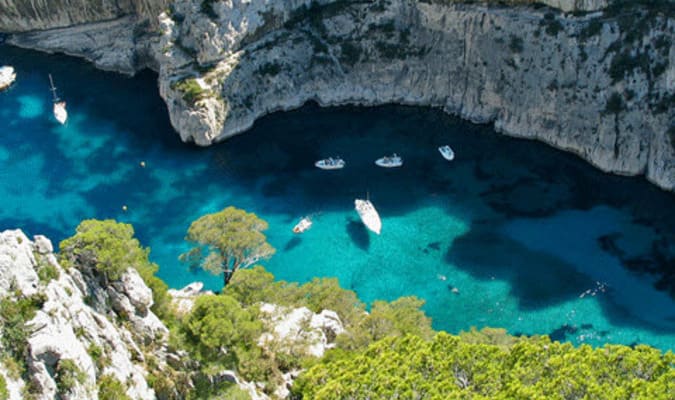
49 74 67 124
438 145 455 161
354 199 381 234
315 157 345 170
375 153 403 168
292 216 313 234
0 66 16 91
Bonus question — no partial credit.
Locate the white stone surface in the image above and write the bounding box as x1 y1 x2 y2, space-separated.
0 230 166 400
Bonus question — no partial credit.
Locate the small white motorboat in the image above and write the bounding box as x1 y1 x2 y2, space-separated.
315 157 345 170
354 199 381 234
375 153 403 168
438 145 455 161
0 66 16 91
49 74 68 124
292 217 312 234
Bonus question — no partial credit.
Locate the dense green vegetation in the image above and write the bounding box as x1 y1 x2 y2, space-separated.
0 293 46 367
0 373 8 400
59 219 172 320
293 333 675 399
54 359 86 394
97 374 131 400
171 78 211 106
181 207 275 286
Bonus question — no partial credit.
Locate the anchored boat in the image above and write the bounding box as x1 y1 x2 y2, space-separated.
315 157 345 170
354 199 381 234
375 153 403 168
49 74 67 124
438 145 455 161
292 216 313 234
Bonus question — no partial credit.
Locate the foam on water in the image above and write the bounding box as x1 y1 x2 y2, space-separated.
0 45 673 350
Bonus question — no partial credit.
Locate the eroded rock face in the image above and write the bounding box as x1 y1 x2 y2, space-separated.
0 0 169 32
2 0 673 192
155 0 673 190
0 230 166 400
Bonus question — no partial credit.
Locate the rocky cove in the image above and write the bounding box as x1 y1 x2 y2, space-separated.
0 0 672 191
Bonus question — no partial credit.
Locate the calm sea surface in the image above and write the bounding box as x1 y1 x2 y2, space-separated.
1 45 673 350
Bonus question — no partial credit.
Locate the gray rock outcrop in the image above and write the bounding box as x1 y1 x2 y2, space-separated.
1 0 673 191
0 230 166 400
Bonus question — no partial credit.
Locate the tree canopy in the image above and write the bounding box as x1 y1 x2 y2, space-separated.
181 207 275 286
58 219 171 320
293 332 675 399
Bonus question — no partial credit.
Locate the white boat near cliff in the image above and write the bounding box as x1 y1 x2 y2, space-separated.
438 145 455 161
49 74 68 124
0 66 16 91
375 153 403 168
292 216 312 234
355 199 381 234
315 157 345 170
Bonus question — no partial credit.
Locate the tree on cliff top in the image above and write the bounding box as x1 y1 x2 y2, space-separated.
181 206 275 286
58 219 172 320
59 219 152 281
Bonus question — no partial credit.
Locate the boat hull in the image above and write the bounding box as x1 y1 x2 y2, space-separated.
53 101 67 124
438 146 455 161
315 159 345 170
355 199 381 234
375 158 403 168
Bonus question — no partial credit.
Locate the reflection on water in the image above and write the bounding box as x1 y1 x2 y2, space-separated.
0 44 674 350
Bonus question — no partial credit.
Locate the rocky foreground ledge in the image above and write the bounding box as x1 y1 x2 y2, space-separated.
0 230 344 399
2 0 673 191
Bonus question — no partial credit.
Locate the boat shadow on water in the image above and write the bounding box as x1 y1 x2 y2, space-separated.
346 218 370 251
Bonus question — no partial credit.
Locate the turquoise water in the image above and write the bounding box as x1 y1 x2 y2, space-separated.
1 45 674 350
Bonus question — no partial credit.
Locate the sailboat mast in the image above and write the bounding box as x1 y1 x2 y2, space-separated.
48 74 59 102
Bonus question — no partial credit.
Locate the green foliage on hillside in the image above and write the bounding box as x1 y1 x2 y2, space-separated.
97 374 131 400
58 219 172 321
181 207 275 286
0 293 46 366
54 359 86 394
171 78 210 106
293 332 675 399
0 374 8 400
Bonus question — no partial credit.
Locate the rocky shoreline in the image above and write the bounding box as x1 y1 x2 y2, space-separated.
1 0 672 191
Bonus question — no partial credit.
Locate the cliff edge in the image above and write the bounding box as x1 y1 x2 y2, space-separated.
1 0 673 191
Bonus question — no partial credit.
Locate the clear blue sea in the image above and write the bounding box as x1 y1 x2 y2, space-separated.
1 45 674 350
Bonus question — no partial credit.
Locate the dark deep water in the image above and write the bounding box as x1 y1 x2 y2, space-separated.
1 45 673 350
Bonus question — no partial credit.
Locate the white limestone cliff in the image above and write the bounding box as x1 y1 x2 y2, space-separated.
1 0 673 191
0 230 165 399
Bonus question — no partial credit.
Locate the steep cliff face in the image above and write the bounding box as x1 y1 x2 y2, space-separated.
159 0 674 190
0 0 169 32
2 0 673 191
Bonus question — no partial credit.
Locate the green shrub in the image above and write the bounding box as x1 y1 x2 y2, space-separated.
339 42 361 66
0 374 8 400
59 220 172 322
0 294 46 363
509 34 523 53
256 63 282 77
37 263 59 284
55 359 86 394
171 78 210 106
605 92 625 114
201 0 219 19
293 333 675 399
98 374 130 400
